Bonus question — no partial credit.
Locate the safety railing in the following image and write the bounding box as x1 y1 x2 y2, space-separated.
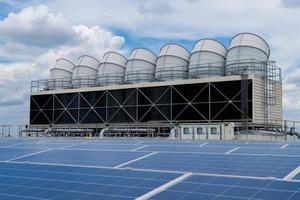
0 125 26 138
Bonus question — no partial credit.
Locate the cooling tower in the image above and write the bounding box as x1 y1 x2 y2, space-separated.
72 55 100 88
97 52 127 86
125 48 157 84
189 39 227 79
225 33 270 76
155 44 190 81
48 58 75 90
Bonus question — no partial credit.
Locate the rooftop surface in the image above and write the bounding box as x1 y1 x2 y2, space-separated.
0 138 300 199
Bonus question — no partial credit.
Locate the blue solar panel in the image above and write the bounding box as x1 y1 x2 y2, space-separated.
14 149 149 167
67 143 145 151
285 144 300 149
0 138 300 200
232 147 300 156
0 162 179 200
152 175 300 200
141 140 206 146
205 141 285 148
136 145 233 153
10 142 77 149
128 152 300 178
0 147 48 161
293 173 300 180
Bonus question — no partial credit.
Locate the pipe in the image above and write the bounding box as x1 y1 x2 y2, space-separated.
21 129 45 133
108 128 155 132
100 128 109 138
50 128 93 133
294 132 300 139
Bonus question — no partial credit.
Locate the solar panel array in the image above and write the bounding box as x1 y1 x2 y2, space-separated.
0 138 300 200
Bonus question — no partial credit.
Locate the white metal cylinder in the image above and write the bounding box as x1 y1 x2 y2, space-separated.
155 44 190 81
189 39 227 79
125 48 157 84
97 52 127 86
72 55 100 88
48 58 74 90
225 33 270 76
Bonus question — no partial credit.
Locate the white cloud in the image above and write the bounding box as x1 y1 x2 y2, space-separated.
0 5 125 124
35 24 125 69
0 5 125 65
0 5 77 47
0 62 36 125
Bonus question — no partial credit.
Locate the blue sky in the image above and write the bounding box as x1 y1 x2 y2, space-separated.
0 0 300 124
109 26 231 57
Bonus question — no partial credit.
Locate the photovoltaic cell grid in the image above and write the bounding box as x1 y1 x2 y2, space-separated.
128 152 300 178
0 162 179 200
15 149 149 167
0 147 47 161
0 139 299 199
293 172 300 181
232 147 300 156
152 175 300 200
137 145 234 153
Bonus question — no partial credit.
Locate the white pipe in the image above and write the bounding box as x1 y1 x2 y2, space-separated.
100 128 109 138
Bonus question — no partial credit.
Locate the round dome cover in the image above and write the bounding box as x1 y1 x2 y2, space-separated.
229 33 270 56
128 48 157 64
192 39 227 57
103 51 127 66
159 44 190 61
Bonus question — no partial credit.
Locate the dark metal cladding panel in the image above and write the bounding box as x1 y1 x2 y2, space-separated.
30 80 253 125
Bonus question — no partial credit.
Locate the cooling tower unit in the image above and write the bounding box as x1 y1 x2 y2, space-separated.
225 33 270 76
48 58 74 90
97 52 127 86
125 48 157 84
72 55 100 88
189 39 227 79
155 44 190 81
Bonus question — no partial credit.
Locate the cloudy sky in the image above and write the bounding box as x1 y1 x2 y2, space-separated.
0 0 300 124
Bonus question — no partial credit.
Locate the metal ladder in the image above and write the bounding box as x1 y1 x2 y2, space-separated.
264 61 277 125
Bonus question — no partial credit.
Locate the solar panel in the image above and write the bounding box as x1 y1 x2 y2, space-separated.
7 142 77 149
136 145 233 153
205 141 286 148
0 138 299 200
127 152 300 178
14 149 150 167
0 162 179 200
0 147 48 161
152 175 300 200
293 173 300 180
231 147 300 156
68 143 145 151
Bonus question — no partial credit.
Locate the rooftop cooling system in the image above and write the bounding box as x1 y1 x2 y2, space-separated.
125 48 157 84
47 32 274 90
225 32 270 76
155 43 190 81
97 52 127 86
72 55 100 88
48 58 74 90
189 39 227 79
